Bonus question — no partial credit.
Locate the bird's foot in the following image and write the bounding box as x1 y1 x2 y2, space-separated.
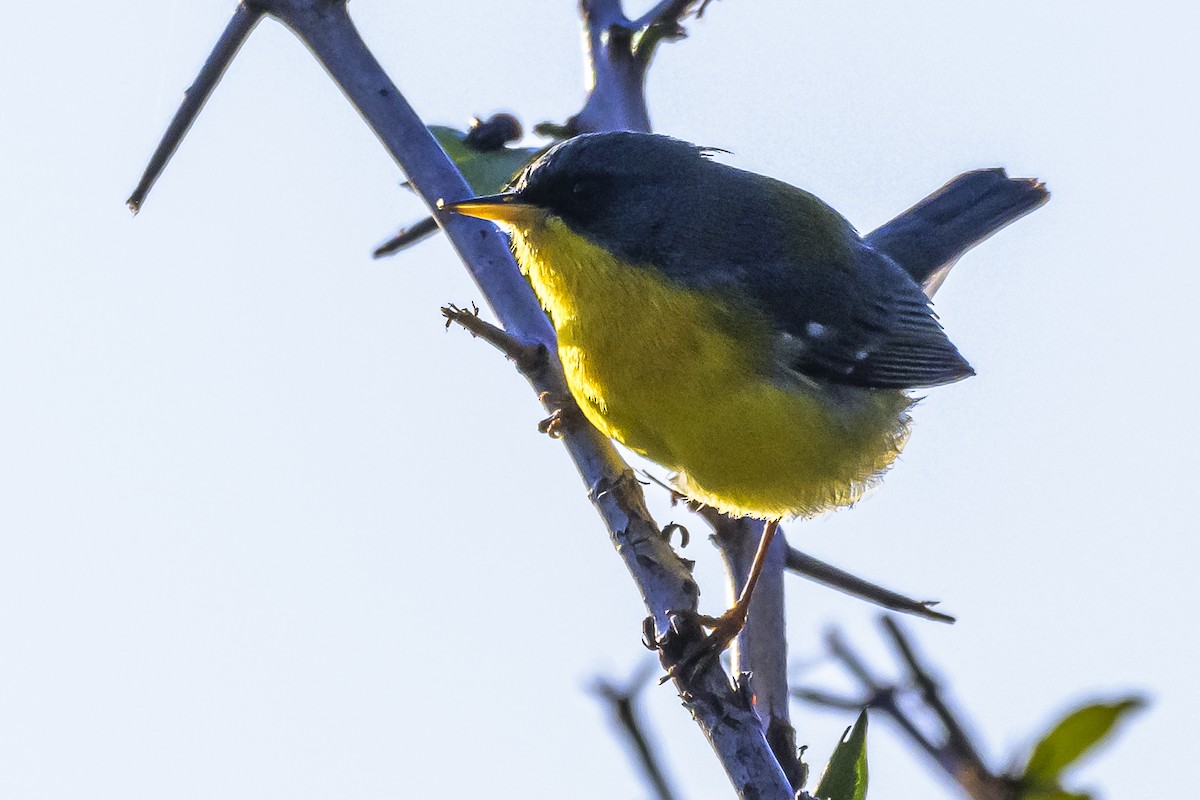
661 603 750 683
537 391 584 438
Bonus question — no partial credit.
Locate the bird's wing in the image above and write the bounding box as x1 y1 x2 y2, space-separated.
757 243 974 390
675 164 974 390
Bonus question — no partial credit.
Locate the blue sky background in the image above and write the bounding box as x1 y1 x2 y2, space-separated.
3 2 1196 798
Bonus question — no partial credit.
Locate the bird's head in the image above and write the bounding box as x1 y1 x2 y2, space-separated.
441 132 714 253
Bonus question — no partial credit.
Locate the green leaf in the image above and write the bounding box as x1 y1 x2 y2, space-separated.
428 125 542 196
1022 697 1145 786
814 710 869 800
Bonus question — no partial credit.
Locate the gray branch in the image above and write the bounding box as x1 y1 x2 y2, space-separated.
567 0 710 134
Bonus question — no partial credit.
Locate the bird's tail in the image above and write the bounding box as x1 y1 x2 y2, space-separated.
865 169 1049 297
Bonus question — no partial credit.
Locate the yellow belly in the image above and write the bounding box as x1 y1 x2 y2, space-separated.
511 216 913 519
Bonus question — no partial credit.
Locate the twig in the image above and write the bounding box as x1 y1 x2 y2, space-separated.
799 620 1015 800
792 689 865 712
373 216 439 257
592 664 682 800
824 629 881 690
441 303 550 379
127 2 264 213
786 547 955 623
880 617 990 778
818 628 967 780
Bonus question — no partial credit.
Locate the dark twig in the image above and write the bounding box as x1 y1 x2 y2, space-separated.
441 303 550 379
791 689 865 712
373 216 439 257
823 629 880 689
798 619 1015 800
821 629 952 773
880 617 990 778
127 2 264 213
786 547 955 623
592 664 682 800
632 0 698 29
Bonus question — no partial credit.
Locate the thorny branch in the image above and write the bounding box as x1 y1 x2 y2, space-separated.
128 2 792 797
129 2 1046 797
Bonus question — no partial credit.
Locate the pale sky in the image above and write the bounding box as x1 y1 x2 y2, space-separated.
2 2 1197 799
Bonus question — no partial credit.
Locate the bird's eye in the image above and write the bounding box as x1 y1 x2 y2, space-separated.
560 177 606 221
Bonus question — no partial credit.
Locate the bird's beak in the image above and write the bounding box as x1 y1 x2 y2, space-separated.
439 193 541 227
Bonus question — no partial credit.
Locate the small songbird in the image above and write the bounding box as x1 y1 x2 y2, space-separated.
443 132 1045 646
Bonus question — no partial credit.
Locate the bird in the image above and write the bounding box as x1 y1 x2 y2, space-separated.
441 131 1045 650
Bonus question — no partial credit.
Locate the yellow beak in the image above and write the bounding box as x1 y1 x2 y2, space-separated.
439 193 543 227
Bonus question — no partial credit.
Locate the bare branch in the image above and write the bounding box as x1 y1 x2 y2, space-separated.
570 0 652 133
441 303 550 378
816 629 967 780
127 3 264 213
800 621 1016 800
824 629 882 690
786 547 955 623
791 689 866 712
632 0 697 29
880 617 990 777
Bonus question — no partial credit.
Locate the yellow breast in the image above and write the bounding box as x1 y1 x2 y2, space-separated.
509 215 913 519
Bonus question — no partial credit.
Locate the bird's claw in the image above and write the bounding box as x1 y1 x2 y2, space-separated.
537 408 569 438
661 606 748 683
537 391 583 438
